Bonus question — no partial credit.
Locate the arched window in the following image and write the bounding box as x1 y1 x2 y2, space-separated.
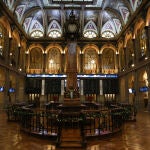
46 48 61 74
29 48 43 73
101 31 115 38
30 30 44 38
29 20 44 38
83 20 98 39
10 37 18 67
18 47 25 71
84 49 97 74
120 47 125 71
126 38 134 68
101 20 116 38
139 27 147 57
48 20 62 38
102 48 115 74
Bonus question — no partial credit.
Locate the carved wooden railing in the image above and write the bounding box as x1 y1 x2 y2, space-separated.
6 102 137 147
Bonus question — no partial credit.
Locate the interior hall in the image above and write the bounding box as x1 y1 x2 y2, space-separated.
0 0 150 149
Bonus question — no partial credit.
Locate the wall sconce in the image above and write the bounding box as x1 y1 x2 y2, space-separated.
18 68 22 71
62 50 65 54
80 51 83 54
132 53 134 57
25 51 29 54
116 51 119 55
131 64 135 67
145 57 148 60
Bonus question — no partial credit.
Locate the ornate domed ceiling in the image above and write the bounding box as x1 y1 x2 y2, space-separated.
2 0 142 39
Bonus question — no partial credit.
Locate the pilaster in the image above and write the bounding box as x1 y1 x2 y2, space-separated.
145 26 150 58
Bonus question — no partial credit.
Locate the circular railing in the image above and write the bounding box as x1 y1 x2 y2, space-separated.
6 102 136 147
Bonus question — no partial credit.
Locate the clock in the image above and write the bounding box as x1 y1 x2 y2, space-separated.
67 23 78 33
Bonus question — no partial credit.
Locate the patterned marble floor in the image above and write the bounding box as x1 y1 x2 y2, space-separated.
0 109 150 150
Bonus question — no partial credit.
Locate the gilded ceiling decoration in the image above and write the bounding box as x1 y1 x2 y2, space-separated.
2 0 142 39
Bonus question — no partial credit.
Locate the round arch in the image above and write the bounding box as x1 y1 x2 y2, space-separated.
12 29 21 47
82 44 99 54
28 44 44 54
20 38 27 50
118 40 124 51
0 16 11 37
124 31 133 47
100 44 117 54
133 18 145 39
138 69 148 87
146 7 150 26
46 44 63 54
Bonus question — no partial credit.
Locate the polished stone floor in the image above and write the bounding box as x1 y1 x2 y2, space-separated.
0 109 150 150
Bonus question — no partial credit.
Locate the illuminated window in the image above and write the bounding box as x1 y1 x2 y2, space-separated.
140 28 147 56
48 30 61 38
83 31 97 38
83 20 98 39
102 48 115 74
126 38 134 68
48 20 62 38
47 48 61 74
30 30 44 38
84 49 97 74
101 31 114 38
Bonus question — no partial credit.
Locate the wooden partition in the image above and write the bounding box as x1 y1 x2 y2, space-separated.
25 78 41 94
83 79 99 94
103 79 119 94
